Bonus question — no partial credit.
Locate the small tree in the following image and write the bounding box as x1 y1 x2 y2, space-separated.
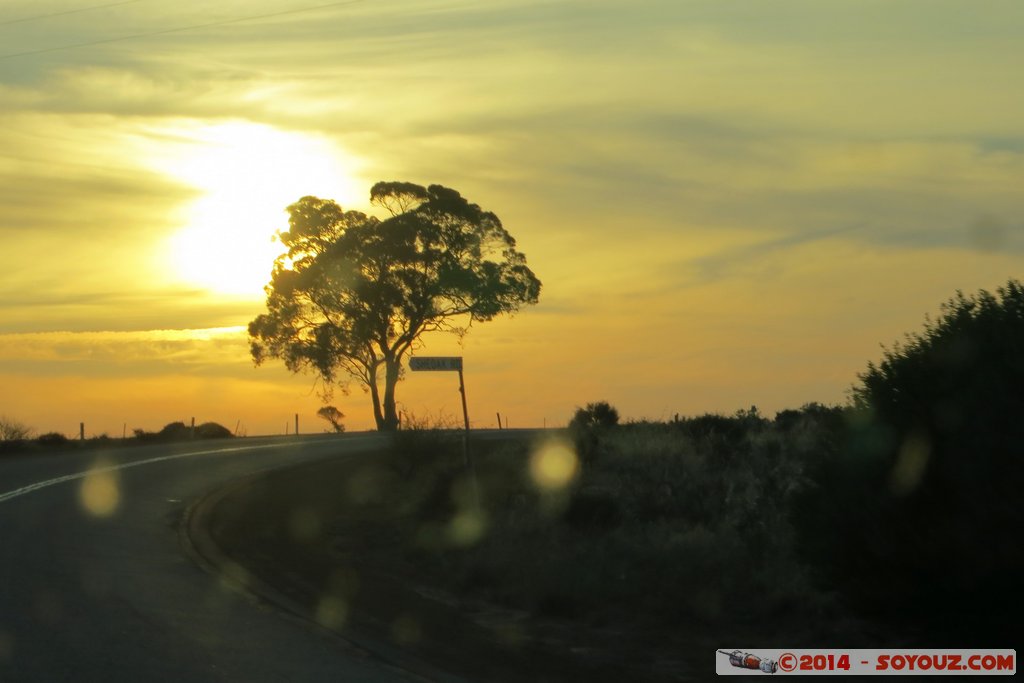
249 182 541 431
0 416 32 441
317 406 346 433
569 401 620 429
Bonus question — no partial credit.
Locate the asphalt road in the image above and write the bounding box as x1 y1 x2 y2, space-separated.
0 434 429 683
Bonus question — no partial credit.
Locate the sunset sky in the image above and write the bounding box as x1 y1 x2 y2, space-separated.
1 0 1022 436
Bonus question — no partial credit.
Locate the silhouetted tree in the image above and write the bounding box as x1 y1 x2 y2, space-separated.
249 182 541 431
569 401 620 429
317 406 346 433
0 416 32 441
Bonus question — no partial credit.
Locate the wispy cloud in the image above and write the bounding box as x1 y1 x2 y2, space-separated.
0 326 249 376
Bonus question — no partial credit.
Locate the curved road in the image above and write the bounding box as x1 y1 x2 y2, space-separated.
0 434 431 682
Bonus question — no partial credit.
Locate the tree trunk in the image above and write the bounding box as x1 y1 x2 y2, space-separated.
381 356 401 431
368 365 386 431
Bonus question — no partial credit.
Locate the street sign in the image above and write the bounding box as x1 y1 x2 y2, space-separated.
409 356 463 371
408 354 474 499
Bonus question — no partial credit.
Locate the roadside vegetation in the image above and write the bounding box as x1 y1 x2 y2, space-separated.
325 280 1022 653
0 419 234 457
799 280 1023 640
396 408 847 647
0 416 33 443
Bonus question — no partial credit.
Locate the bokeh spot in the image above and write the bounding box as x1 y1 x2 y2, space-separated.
79 462 120 517
529 439 579 490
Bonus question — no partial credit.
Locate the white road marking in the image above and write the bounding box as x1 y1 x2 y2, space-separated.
0 443 290 504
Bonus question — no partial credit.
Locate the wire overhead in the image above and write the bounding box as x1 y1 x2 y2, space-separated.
0 0 367 61
0 0 151 28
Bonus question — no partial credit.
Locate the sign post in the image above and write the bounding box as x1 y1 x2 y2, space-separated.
408 356 470 436
409 356 478 504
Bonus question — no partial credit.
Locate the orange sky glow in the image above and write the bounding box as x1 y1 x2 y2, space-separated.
1 1 1022 435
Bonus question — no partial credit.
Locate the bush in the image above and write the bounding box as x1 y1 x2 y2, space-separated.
569 401 620 430
195 422 233 439
774 403 846 435
389 416 462 480
0 416 32 442
799 280 1024 627
37 432 70 446
133 428 157 442
134 421 234 442
159 421 191 439
420 415 842 628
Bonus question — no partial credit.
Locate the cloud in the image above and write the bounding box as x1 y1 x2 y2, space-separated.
0 287 262 334
0 326 251 377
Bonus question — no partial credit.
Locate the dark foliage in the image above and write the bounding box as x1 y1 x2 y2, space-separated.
133 421 234 442
665 406 773 445
159 422 191 439
407 404 848 631
569 401 620 430
561 490 622 530
195 422 233 439
0 440 31 456
774 402 846 435
36 432 70 446
797 280 1024 636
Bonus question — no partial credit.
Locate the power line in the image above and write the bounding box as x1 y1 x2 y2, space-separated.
0 1 152 28
0 0 368 61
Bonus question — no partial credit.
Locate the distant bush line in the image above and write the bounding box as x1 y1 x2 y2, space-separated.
133 421 234 442
0 420 234 456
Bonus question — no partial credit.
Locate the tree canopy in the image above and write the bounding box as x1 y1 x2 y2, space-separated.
249 182 541 431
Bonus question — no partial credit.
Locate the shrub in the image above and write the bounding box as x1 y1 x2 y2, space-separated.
799 280 1024 627
671 407 770 445
195 422 233 439
37 432 69 446
774 403 845 435
133 428 157 442
159 421 191 439
0 416 32 441
426 418 835 628
569 401 620 430
133 421 233 441
389 416 461 479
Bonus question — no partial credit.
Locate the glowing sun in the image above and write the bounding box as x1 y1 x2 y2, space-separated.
163 122 361 296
